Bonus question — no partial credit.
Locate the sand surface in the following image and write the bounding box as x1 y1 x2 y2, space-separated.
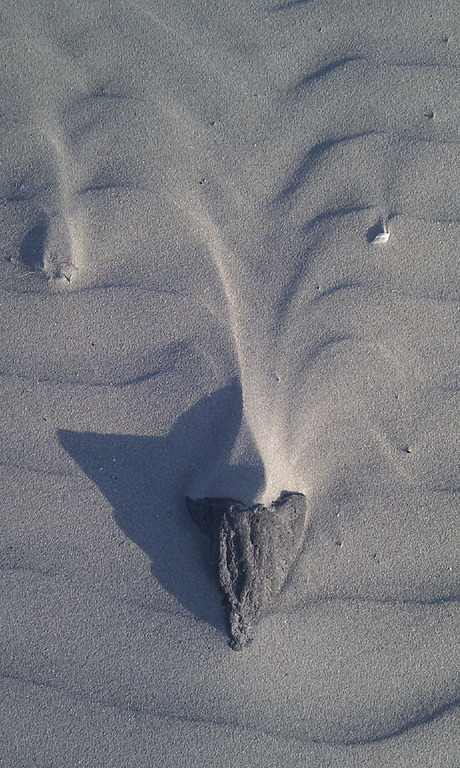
1 0 459 765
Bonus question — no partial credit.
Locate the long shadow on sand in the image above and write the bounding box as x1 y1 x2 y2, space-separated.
58 380 265 633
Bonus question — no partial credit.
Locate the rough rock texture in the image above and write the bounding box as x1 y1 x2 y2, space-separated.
187 492 307 649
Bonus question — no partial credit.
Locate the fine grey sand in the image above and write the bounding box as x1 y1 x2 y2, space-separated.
1 1 459 766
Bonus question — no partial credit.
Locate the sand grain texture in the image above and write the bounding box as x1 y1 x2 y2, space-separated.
0 0 459 765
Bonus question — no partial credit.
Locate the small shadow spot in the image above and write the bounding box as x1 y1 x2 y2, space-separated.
19 213 49 271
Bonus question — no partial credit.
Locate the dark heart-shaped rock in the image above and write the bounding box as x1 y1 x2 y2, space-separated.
186 491 307 650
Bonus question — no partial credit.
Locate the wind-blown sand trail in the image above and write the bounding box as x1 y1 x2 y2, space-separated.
0 1 459 765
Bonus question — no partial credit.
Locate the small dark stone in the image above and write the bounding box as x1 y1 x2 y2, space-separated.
186 491 307 650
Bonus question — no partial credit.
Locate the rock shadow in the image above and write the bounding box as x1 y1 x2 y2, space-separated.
58 380 265 634
19 212 49 271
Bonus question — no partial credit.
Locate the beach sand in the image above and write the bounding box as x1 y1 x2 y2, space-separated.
0 0 459 765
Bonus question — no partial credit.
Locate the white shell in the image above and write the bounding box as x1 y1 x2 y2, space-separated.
372 230 390 244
